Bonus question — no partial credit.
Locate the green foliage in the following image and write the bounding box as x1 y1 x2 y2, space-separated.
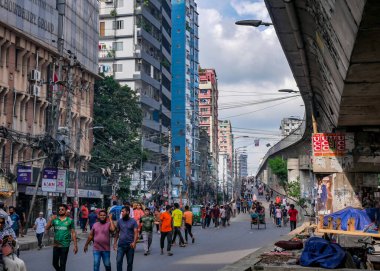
287 178 301 199
268 157 288 191
110 9 117 17
91 76 143 174
117 176 131 201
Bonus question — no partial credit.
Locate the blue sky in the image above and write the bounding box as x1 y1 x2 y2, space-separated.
197 0 305 174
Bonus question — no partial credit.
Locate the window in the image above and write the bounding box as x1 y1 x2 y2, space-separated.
175 161 181 168
112 20 124 30
175 146 180 153
200 89 207 94
112 64 123 72
112 42 123 51
99 22 105 37
116 0 124 7
200 108 208 113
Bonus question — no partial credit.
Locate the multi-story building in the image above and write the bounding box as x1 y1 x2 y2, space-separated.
218 120 233 201
238 154 248 179
199 68 218 188
98 0 172 191
171 0 199 198
0 0 99 212
218 154 233 203
280 117 302 137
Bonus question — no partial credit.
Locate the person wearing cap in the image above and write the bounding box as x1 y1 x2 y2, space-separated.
33 212 47 250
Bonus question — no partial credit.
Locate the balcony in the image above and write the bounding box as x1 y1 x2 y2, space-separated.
133 72 160 90
143 119 160 131
142 8 161 30
136 28 161 50
143 139 160 153
140 94 160 111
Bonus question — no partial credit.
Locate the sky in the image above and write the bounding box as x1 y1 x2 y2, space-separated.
197 0 305 174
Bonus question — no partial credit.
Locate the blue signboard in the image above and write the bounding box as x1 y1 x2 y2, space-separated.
17 165 32 184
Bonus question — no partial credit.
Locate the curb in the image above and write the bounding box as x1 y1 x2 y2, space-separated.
19 232 89 251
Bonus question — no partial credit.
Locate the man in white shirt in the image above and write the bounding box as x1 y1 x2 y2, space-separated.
33 212 47 250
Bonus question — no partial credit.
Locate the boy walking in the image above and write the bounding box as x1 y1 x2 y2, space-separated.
160 205 173 256
140 208 155 255
288 204 299 231
183 206 195 244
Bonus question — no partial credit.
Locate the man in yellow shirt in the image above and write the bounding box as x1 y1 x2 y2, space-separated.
171 203 186 247
183 205 195 244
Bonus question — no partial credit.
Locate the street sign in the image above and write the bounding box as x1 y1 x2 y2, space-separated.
143 171 153 181
17 165 32 184
42 168 58 192
56 169 67 193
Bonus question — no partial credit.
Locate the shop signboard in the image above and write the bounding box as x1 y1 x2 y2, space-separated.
41 168 58 192
56 169 67 193
17 165 32 184
25 186 59 197
65 188 103 199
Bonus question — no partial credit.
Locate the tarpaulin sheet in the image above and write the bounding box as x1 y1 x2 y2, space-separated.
300 237 346 269
323 207 371 231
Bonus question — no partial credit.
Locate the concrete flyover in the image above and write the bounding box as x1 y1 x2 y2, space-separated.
256 0 380 213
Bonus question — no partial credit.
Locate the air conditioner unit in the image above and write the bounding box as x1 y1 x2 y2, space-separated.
137 59 142 64
30 70 41 81
31 85 41 97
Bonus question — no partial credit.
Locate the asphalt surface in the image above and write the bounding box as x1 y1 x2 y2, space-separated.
21 206 290 271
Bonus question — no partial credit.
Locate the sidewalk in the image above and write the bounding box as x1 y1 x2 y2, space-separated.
18 228 89 251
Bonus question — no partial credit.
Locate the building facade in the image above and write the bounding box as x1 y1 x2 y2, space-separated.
218 120 233 201
280 117 302 137
238 154 248 179
0 0 99 214
98 0 172 191
171 0 199 196
199 68 218 188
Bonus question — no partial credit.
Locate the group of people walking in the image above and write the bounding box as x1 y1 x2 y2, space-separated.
201 204 233 228
269 198 299 231
45 201 197 271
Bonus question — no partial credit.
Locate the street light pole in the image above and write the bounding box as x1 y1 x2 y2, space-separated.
235 20 273 27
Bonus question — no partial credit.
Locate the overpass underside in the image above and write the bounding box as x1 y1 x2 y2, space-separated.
259 0 380 213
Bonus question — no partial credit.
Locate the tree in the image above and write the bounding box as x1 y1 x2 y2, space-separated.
91 76 144 200
268 157 288 192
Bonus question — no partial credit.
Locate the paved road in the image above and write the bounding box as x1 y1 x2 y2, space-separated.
21 210 290 271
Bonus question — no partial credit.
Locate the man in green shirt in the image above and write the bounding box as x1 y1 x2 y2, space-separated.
171 203 186 247
46 204 78 271
140 208 155 256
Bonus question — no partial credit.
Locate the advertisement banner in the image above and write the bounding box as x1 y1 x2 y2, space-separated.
56 170 67 193
42 168 58 192
313 133 346 157
17 165 32 184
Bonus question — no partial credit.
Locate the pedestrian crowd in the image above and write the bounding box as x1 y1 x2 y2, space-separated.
43 199 235 271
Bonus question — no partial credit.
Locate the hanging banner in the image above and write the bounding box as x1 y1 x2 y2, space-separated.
17 165 32 184
312 133 346 157
56 169 67 193
42 168 58 192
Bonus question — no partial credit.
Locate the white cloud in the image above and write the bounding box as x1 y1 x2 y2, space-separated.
230 0 270 21
197 1 304 174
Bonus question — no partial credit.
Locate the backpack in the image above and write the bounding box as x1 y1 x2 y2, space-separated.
282 209 288 217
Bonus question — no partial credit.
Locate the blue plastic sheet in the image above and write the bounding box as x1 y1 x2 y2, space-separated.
300 237 346 269
323 207 371 231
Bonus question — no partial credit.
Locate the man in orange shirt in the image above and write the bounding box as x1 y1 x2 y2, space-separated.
183 206 195 244
159 205 173 256
80 203 89 233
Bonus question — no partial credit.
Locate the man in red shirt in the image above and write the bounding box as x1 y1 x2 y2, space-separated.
80 203 89 233
288 204 298 231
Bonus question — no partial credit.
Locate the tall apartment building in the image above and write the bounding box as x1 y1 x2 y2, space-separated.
218 120 233 200
171 0 200 193
0 0 99 209
199 68 219 187
98 0 172 190
280 117 302 137
238 154 248 178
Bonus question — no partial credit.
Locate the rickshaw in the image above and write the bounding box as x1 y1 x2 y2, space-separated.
191 205 202 226
250 212 266 229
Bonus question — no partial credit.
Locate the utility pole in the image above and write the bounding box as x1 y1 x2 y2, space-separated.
74 129 81 228
168 130 172 204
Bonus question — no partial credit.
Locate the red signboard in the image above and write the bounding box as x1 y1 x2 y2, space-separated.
312 133 346 157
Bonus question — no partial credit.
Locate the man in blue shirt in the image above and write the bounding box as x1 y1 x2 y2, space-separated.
114 206 138 271
8 206 21 237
